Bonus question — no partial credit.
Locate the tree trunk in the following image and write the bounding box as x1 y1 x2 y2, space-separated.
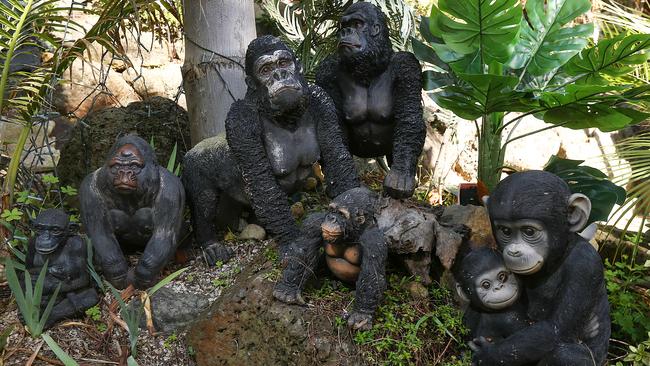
182 0 256 145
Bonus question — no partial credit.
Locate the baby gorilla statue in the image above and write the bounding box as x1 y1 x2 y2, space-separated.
23 209 99 329
273 187 387 330
452 246 529 342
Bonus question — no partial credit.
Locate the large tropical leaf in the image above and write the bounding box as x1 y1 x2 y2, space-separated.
563 33 650 84
509 0 593 76
429 0 522 64
544 155 626 224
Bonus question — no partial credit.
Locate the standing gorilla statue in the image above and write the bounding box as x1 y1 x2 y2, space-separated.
80 135 185 290
471 171 610 366
315 2 425 199
182 36 359 265
23 209 99 329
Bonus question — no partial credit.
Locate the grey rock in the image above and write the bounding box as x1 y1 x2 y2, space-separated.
239 224 266 241
140 287 210 333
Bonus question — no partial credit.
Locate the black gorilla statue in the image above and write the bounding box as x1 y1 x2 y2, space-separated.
316 2 425 199
182 35 359 265
452 246 529 342
273 186 387 330
23 209 99 329
472 171 610 366
80 135 185 290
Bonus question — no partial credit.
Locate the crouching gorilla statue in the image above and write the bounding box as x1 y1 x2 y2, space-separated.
182 36 359 265
472 171 610 366
80 135 185 290
273 187 387 331
316 2 425 199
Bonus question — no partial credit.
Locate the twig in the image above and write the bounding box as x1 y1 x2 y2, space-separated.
25 339 43 366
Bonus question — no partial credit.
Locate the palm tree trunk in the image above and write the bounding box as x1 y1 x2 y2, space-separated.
182 0 256 144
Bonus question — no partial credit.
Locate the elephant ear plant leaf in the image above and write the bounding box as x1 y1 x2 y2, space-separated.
414 0 650 193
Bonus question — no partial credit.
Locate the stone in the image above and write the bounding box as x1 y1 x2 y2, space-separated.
290 202 305 219
188 249 363 365
57 97 190 187
140 287 210 333
439 205 496 249
239 224 266 241
433 220 464 270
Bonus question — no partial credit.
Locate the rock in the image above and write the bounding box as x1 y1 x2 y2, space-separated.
57 97 190 187
138 287 210 333
290 202 305 219
406 281 429 301
122 64 183 101
239 224 266 241
433 220 464 270
440 205 496 249
188 250 363 365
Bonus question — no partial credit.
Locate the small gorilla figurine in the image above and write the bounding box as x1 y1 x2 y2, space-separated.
471 171 610 366
273 187 387 330
80 135 185 290
315 2 425 199
23 209 99 329
452 247 529 342
182 35 359 265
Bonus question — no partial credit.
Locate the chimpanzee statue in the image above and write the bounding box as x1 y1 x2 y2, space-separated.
315 2 425 199
80 135 185 290
182 35 359 266
452 246 529 342
23 209 99 329
273 187 387 330
471 171 610 366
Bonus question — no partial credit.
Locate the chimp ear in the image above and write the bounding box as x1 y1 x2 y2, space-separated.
67 221 80 234
482 195 490 207
371 22 381 37
245 75 257 90
567 193 591 233
455 282 470 303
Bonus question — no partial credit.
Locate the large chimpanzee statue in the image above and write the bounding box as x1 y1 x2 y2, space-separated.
182 35 359 265
273 187 387 330
315 2 425 199
452 246 529 342
23 209 99 329
471 171 610 365
80 135 185 290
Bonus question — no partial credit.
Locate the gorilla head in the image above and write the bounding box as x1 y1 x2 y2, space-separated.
487 171 591 275
338 2 393 73
100 135 160 197
244 35 309 112
32 209 74 255
453 247 520 311
321 186 377 244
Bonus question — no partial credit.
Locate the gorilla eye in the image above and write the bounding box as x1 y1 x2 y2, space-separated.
481 280 491 290
522 226 537 237
498 272 508 282
279 59 290 67
498 226 511 236
353 20 364 28
260 65 272 74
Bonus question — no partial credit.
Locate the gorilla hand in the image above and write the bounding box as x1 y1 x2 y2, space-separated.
383 169 415 199
272 281 306 305
347 311 373 331
202 241 234 266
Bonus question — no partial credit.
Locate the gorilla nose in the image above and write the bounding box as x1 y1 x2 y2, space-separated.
507 248 522 257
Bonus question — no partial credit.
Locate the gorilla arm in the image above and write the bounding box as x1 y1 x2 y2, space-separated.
472 239 604 365
225 101 300 249
384 52 425 199
311 85 360 197
133 169 185 289
79 172 130 289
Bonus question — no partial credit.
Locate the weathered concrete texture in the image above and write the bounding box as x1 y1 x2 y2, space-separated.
440 204 496 249
188 252 363 366
57 97 190 186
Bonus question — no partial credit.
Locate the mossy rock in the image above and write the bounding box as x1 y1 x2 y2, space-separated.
58 97 191 187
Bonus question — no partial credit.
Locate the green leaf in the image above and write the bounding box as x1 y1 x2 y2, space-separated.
431 0 522 64
509 0 593 76
147 267 188 297
543 104 648 132
544 156 626 223
127 356 139 366
42 334 80 366
0 325 13 352
166 143 178 173
564 33 650 84
411 37 449 71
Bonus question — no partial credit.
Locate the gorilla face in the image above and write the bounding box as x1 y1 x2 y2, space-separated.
338 10 375 57
253 50 304 111
474 265 520 310
493 219 549 275
108 144 145 194
33 210 70 255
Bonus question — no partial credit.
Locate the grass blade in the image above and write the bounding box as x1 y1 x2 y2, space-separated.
42 333 79 366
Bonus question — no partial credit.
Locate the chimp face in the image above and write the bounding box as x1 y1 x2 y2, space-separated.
339 8 384 57
33 210 70 255
253 49 304 110
473 265 520 310
493 219 549 275
321 204 351 243
109 144 145 194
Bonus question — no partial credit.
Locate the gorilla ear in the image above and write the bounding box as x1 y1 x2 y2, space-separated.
567 193 591 233
371 23 381 37
455 283 470 303
482 195 490 207
245 76 257 90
